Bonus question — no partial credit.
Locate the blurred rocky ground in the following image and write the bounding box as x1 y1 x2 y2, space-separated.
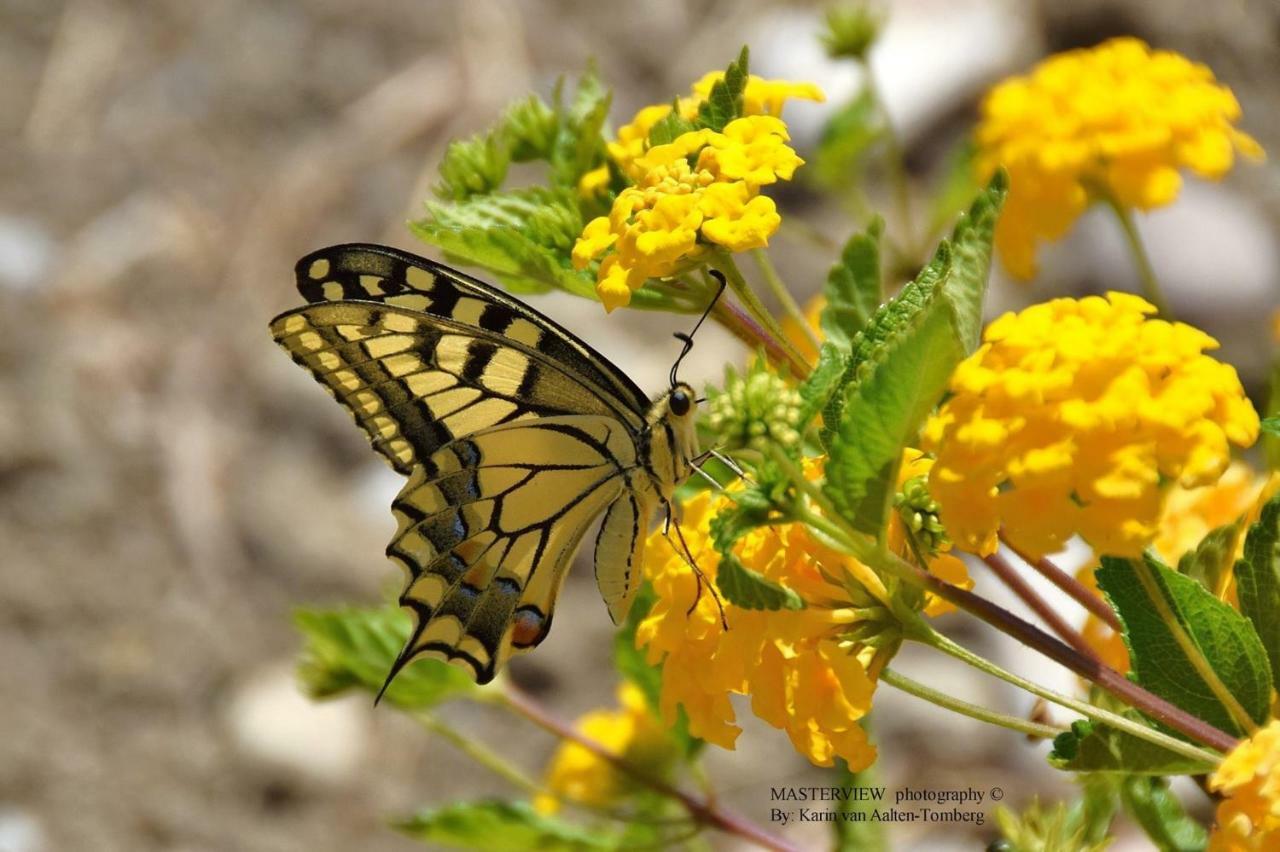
1 1 1276 850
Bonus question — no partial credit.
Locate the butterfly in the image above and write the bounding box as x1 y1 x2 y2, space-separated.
270 243 714 691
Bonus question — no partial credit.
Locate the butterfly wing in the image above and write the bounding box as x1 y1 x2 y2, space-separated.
270 246 657 684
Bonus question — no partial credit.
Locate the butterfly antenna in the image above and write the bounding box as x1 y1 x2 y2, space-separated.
669 270 728 387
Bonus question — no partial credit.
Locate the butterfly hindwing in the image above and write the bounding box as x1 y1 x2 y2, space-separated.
387 416 635 682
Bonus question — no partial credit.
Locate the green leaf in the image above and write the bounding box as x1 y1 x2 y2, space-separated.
716 555 804 611
646 103 696 147
821 175 1006 535
695 46 749 132
1236 493 1280 685
547 67 612 189
1261 415 1280 438
294 606 475 709
926 139 980 242
797 342 849 428
396 801 616 851
1048 719 1215 776
1177 520 1241 594
822 217 883 349
436 132 510 201
1263 363 1280 469
1119 777 1208 852
1096 554 1273 736
810 88 882 190
710 498 804 611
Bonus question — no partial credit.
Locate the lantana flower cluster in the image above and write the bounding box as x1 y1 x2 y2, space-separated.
1209 719 1280 851
923 292 1259 559
571 72 822 312
976 37 1264 279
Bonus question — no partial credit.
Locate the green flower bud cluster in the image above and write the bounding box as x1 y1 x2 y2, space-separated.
894 474 950 555
820 4 883 62
706 363 802 452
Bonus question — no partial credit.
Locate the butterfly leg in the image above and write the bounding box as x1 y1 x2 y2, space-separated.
662 500 729 630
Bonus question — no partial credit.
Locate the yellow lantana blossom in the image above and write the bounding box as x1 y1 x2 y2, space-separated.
636 486 880 767
573 117 799 311
923 292 1258 559
975 37 1264 279
1208 719 1280 851
533 683 674 814
607 73 824 179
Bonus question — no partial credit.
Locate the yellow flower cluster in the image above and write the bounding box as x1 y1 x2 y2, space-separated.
975 37 1264 279
635 487 879 768
533 683 673 814
1209 719 1280 851
573 117 803 311
924 292 1258 559
604 71 825 180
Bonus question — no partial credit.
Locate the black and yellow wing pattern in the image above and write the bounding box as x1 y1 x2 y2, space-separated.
270 244 694 686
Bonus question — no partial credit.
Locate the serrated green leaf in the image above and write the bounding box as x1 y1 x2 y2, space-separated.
294 606 475 709
1262 415 1280 437
822 217 883 349
695 46 749 132
396 801 617 851
1048 719 1215 776
436 132 510 201
821 176 1006 534
1177 520 1241 594
1097 554 1272 736
1119 777 1207 852
646 103 696 147
797 342 849 427
716 554 804 611
810 88 882 190
1236 493 1280 685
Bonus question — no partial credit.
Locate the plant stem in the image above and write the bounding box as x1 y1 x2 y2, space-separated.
493 686 799 852
1001 533 1123 632
414 711 542 796
880 667 1063 739
917 625 1222 768
1130 555 1258 736
710 297 811 378
982 551 1100 662
751 248 820 352
714 255 812 374
1105 197 1172 319
886 552 1239 753
861 57 916 264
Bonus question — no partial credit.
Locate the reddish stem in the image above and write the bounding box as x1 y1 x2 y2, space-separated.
905 563 1239 753
501 686 799 852
982 552 1101 662
712 299 812 379
1001 534 1123 632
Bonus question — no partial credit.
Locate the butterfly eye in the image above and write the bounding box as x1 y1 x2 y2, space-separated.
670 389 691 417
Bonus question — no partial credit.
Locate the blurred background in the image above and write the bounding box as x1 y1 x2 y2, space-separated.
2 1 1277 849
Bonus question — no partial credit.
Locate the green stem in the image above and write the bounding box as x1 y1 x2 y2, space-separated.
414 711 542 796
917 625 1221 767
751 248 819 352
880 667 1063 739
1130 555 1258 735
861 57 916 265
713 254 812 373
1105 197 1172 319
